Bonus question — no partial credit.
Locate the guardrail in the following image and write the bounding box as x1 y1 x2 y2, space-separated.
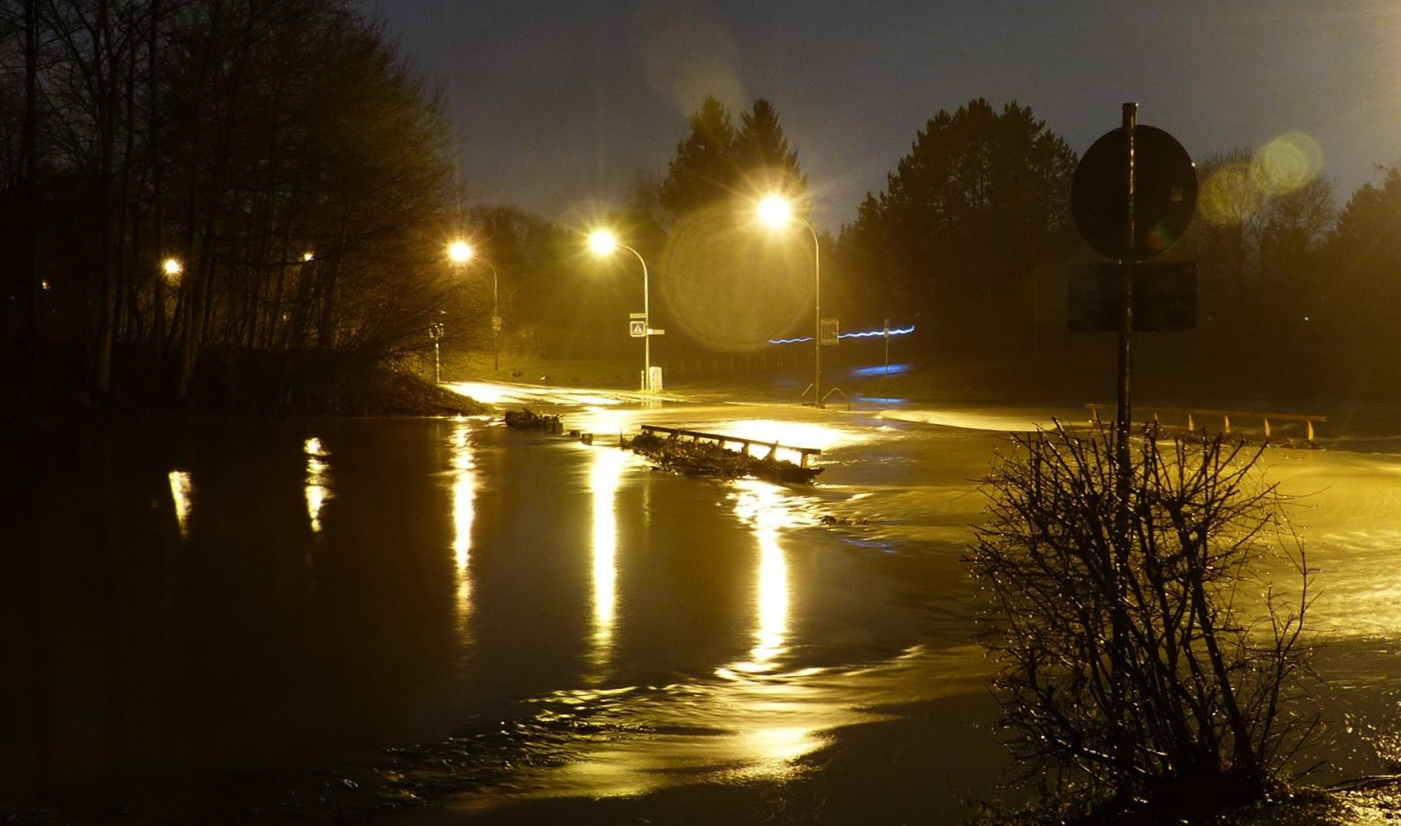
1086 404 1327 441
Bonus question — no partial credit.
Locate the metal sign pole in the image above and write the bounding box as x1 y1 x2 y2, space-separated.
1117 102 1136 478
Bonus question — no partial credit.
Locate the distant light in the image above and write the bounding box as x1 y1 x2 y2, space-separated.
588 229 617 255
162 258 183 278
768 324 915 345
447 240 472 264
40 280 50 291
302 251 315 262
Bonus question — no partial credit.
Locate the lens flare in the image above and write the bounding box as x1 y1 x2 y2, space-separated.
1251 132 1324 196
1199 132 1325 227
304 437 332 534
1199 163 1265 226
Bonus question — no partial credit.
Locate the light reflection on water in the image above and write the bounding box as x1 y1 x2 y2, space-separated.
499 644 990 804
588 447 627 679
168 470 194 538
304 436 332 534
728 480 796 674
450 421 476 635
14 412 1401 822
1264 450 1401 643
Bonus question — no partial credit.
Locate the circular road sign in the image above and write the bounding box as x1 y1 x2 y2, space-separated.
1071 125 1197 262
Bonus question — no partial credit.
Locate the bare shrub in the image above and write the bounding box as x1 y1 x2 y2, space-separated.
968 422 1317 815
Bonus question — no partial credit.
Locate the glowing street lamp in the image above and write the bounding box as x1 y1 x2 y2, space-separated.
162 257 183 279
446 239 502 371
588 229 654 392
757 194 825 407
447 240 471 266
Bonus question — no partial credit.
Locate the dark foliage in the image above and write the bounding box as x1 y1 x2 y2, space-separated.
838 99 1076 353
0 0 465 406
968 423 1317 818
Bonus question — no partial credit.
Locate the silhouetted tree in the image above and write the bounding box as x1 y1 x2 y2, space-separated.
839 99 1076 353
658 95 808 221
734 97 806 206
0 0 462 409
658 95 737 218
1320 165 1401 394
1256 176 1335 359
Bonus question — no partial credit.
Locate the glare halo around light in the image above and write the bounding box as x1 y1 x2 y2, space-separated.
447 240 472 264
588 229 618 255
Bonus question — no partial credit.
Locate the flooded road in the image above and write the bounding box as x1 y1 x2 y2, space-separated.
3 388 1401 824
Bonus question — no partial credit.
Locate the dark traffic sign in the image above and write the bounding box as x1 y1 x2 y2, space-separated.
1068 262 1197 332
1071 125 1197 262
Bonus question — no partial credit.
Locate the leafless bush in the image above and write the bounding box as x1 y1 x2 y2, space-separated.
968 422 1317 815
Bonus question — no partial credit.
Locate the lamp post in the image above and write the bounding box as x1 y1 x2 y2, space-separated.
758 195 824 407
447 240 502 371
588 229 652 392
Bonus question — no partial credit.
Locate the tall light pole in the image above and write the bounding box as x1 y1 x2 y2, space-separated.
758 195 823 407
588 229 652 392
447 240 502 371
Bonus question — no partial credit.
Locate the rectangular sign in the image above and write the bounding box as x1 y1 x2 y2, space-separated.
629 319 646 338
1068 262 1197 332
819 318 840 346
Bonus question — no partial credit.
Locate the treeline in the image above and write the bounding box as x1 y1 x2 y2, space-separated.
503 95 1401 401
7 1 1400 407
0 0 468 410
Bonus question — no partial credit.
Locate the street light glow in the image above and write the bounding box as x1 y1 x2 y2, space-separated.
447 240 473 265
586 229 653 391
755 192 826 407
588 229 618 256
757 194 794 228
162 258 183 278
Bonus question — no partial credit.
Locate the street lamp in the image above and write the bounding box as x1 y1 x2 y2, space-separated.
588 229 653 392
757 194 824 407
446 240 502 371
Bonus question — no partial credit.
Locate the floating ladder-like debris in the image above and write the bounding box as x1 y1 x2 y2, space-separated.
623 424 822 484
504 407 563 434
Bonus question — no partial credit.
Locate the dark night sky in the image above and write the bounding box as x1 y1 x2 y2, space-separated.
353 0 1401 232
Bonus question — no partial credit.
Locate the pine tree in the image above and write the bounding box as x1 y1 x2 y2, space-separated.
658 95 737 217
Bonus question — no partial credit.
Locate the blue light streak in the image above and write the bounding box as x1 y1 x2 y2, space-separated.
768 324 915 345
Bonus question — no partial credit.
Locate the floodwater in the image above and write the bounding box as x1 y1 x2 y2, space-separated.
3 390 1401 824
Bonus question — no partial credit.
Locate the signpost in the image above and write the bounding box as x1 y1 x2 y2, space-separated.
1070 104 1198 578
1070 104 1198 467
1069 262 1197 332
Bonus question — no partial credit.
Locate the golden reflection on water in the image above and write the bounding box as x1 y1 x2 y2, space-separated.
589 447 628 677
449 422 476 633
729 480 798 673
507 645 992 803
168 471 194 539
1266 452 1401 642
710 419 865 466
304 437 331 534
